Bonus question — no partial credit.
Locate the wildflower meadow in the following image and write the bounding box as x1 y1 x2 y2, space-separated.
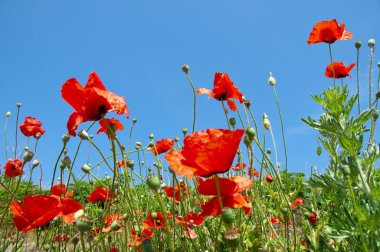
0 2 380 252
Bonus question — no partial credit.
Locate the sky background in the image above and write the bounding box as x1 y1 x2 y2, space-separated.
0 0 379 187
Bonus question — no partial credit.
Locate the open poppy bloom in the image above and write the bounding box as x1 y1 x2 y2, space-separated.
248 167 260 178
175 212 204 239
164 181 187 202
87 186 115 203
231 162 246 171
197 73 244 111
61 71 129 136
265 174 273 183
151 138 174 155
129 228 154 247
102 213 123 232
143 212 171 229
3 159 24 178
19 117 45 138
307 19 353 45
269 217 280 224
290 197 304 210
198 176 252 216
10 195 61 232
165 129 244 178
325 62 355 78
51 184 82 224
96 118 124 138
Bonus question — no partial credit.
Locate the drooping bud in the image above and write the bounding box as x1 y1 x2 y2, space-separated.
268 72 276 86
126 159 135 169
229 118 236 127
146 174 160 191
62 134 70 143
246 127 255 140
23 151 34 163
317 146 322 156
148 133 154 140
32 159 40 168
81 164 91 173
78 130 89 140
243 136 251 146
355 41 361 49
181 64 190 74
61 156 71 168
182 128 188 136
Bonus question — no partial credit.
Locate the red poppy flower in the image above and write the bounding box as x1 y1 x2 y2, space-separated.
164 181 187 202
198 176 252 216
102 213 123 232
165 129 244 178
10 195 61 232
19 117 45 138
307 19 353 45
129 228 154 247
231 162 246 171
61 71 129 136
325 62 355 78
265 174 273 183
248 168 260 178
143 212 170 229
197 73 244 111
290 197 304 210
151 138 174 155
176 212 204 239
96 118 124 137
51 184 82 224
109 248 119 252
269 217 280 224
3 159 24 178
309 212 318 224
87 186 115 203
51 184 74 198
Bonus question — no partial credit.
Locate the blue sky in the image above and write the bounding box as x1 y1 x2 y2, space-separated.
0 1 379 186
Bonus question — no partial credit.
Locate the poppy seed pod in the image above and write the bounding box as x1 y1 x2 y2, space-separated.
368 38 375 48
146 174 160 191
355 41 361 49
35 132 42 139
6 112 11 117
126 159 135 169
246 127 255 140
342 165 350 176
142 238 153 252
268 72 276 86
317 146 322 156
151 212 158 219
224 229 241 250
78 130 89 140
81 164 91 173
221 208 235 225
76 215 92 233
23 151 34 163
132 118 137 124
182 64 190 74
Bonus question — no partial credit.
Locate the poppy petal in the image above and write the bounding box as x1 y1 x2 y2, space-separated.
61 78 86 112
226 99 237 111
67 112 87 137
85 71 106 90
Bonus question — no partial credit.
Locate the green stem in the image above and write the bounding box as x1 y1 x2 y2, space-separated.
185 72 197 133
14 104 21 159
328 43 336 87
4 115 9 160
356 46 361 114
221 101 231 130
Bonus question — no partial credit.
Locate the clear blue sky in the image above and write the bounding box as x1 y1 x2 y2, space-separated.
0 1 379 186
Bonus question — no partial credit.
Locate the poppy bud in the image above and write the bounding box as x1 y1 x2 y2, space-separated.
81 164 91 173
76 215 92 233
182 128 188 135
35 132 42 139
266 148 271 155
110 220 123 232
355 41 361 49
268 72 276 86
148 141 154 148
376 91 380 100
43 244 51 250
243 136 251 146
126 159 135 169
135 142 142 149
263 113 271 130
229 118 236 127
182 64 190 74
174 136 179 142
373 109 379 120
221 208 235 225
309 212 317 224
265 174 273 183
132 118 137 124
24 146 29 151
17 102 22 108
224 229 241 250
63 148 68 155
32 159 39 168
6 112 11 117
148 133 154 140
23 150 34 163
246 127 255 140
368 38 375 48
142 238 153 252
317 146 322 156
146 174 160 191
243 99 251 108
62 156 71 168
62 134 70 143
78 130 89 140
151 212 158 219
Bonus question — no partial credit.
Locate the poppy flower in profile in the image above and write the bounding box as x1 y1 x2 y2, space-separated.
176 212 204 239
129 228 154 247
269 217 280 224
198 176 252 216
3 159 24 178
265 174 273 183
325 62 355 78
61 71 129 136
102 213 123 232
87 186 115 203
309 212 318 224
96 118 124 138
143 212 171 229
307 19 353 45
165 129 244 178
231 162 246 171
50 184 82 224
19 117 45 138
248 168 260 178
290 197 304 210
151 138 174 155
197 73 244 111
10 195 61 232
164 181 187 202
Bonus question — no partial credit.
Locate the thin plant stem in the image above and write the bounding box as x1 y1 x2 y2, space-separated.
14 104 21 159
328 44 336 87
356 45 361 114
185 72 197 133
369 45 375 143
221 101 231 130
4 114 10 160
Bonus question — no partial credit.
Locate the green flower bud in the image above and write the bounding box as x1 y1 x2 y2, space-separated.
62 156 71 168
135 141 142 149
182 64 190 74
6 112 11 118
62 134 70 143
32 159 39 168
78 130 89 140
151 212 158 219
81 164 91 173
23 151 34 163
221 208 235 225
263 113 271 130
368 38 376 48
268 72 276 86
76 215 92 233
182 128 188 136
342 165 350 176
243 136 251 146
16 102 22 108
133 118 137 124
174 136 179 142
355 41 361 49
126 159 135 169
267 148 272 155
229 118 236 127
146 174 160 191
246 127 255 140
110 220 123 232
317 146 322 156
148 133 154 140
373 109 379 120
